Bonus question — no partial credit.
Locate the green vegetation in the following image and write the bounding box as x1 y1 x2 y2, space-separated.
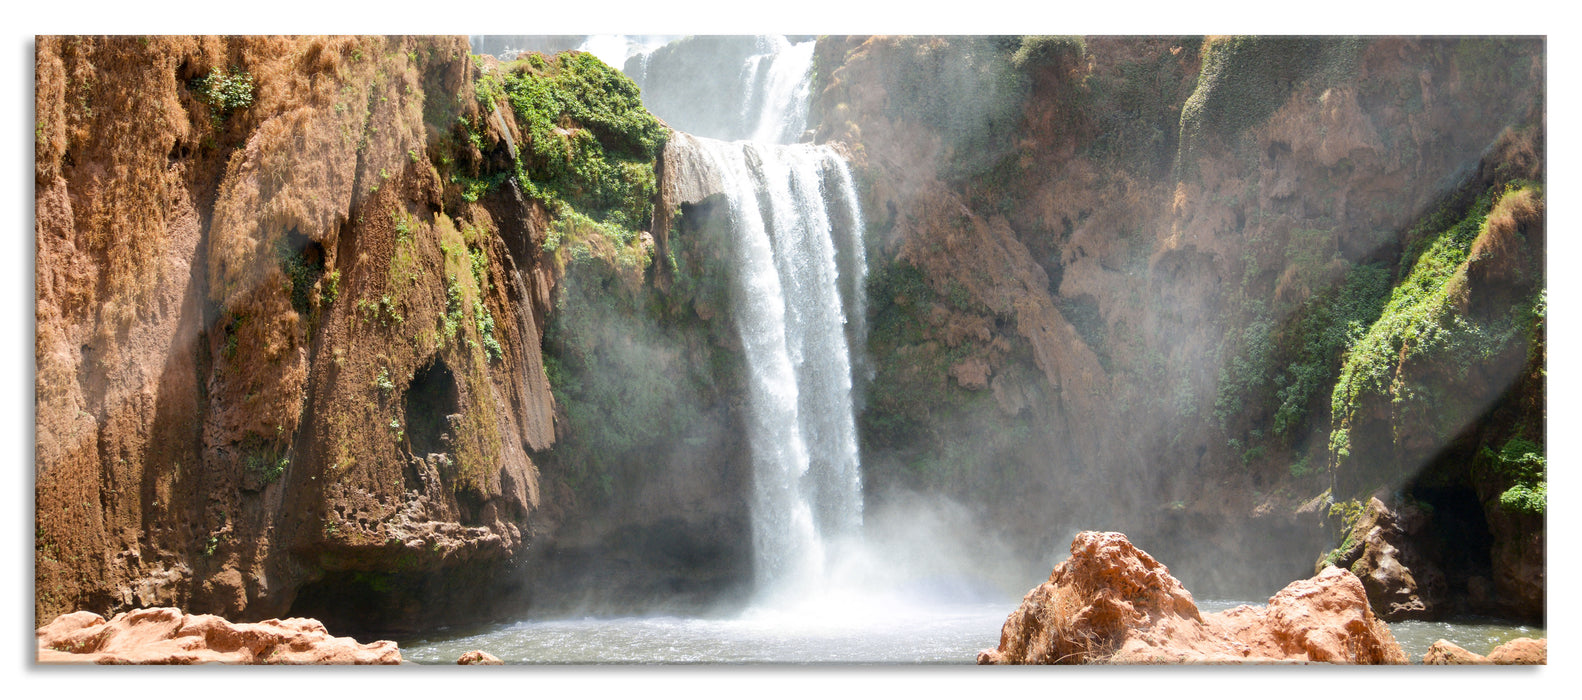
1081 39 1198 176
1178 36 1362 164
492 51 667 234
468 248 502 362
191 67 255 126
1329 183 1542 462
1484 437 1546 516
1010 35 1086 70
275 238 325 316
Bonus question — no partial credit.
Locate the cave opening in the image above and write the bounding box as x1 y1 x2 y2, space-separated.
1408 479 1497 612
404 357 459 460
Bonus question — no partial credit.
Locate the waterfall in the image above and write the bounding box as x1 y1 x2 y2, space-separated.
739 36 816 144
621 35 818 144
570 33 868 600
630 33 866 599
693 138 867 600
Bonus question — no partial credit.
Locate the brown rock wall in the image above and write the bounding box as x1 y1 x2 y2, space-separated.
35 35 558 629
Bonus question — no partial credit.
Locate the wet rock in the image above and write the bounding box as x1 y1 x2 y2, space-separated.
1324 497 1447 621
35 607 401 664
978 531 1405 664
457 650 504 665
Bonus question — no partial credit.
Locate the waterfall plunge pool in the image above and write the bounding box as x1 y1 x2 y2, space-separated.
394 598 1544 664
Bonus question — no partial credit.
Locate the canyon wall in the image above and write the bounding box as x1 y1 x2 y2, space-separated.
812 35 1544 611
35 35 1546 629
35 36 563 630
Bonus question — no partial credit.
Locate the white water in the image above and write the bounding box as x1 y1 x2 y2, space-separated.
574 34 675 79
692 130 868 605
739 36 817 143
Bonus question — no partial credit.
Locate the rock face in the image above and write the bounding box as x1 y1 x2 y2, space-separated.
1423 637 1546 665
35 36 556 631
1322 497 1447 621
812 34 1544 607
978 531 1405 664
35 608 400 664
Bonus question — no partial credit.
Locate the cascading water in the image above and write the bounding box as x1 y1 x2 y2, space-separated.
693 139 867 602
580 32 871 602
737 36 817 144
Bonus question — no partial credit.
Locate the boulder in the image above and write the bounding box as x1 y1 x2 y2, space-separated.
457 650 504 665
1423 639 1489 664
1422 637 1545 665
35 607 401 664
978 531 1406 664
1487 637 1547 665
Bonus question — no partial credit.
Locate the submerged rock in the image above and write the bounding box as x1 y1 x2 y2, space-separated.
35 607 401 664
457 649 504 665
978 531 1406 664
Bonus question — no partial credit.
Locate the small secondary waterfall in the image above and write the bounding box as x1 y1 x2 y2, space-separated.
694 139 867 599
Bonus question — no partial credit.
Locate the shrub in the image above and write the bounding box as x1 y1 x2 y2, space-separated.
191 67 255 125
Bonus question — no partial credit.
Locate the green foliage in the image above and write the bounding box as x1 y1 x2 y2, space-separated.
246 453 288 486
321 269 341 306
275 238 325 316
241 437 289 489
466 247 502 362
391 209 414 242
1328 498 1366 531
542 251 725 501
373 367 395 394
1328 184 1541 460
1485 437 1546 516
861 259 993 451
1268 263 1392 437
222 314 244 360
1179 37 1362 163
1081 40 1197 176
497 51 666 234
1010 35 1085 70
191 67 255 125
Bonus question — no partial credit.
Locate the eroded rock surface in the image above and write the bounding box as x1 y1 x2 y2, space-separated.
978 531 1405 664
36 607 400 664
1322 497 1447 621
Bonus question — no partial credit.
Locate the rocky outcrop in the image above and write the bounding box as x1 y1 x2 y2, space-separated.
1423 637 1546 665
35 36 557 631
1321 497 1447 620
35 608 400 664
978 531 1405 664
